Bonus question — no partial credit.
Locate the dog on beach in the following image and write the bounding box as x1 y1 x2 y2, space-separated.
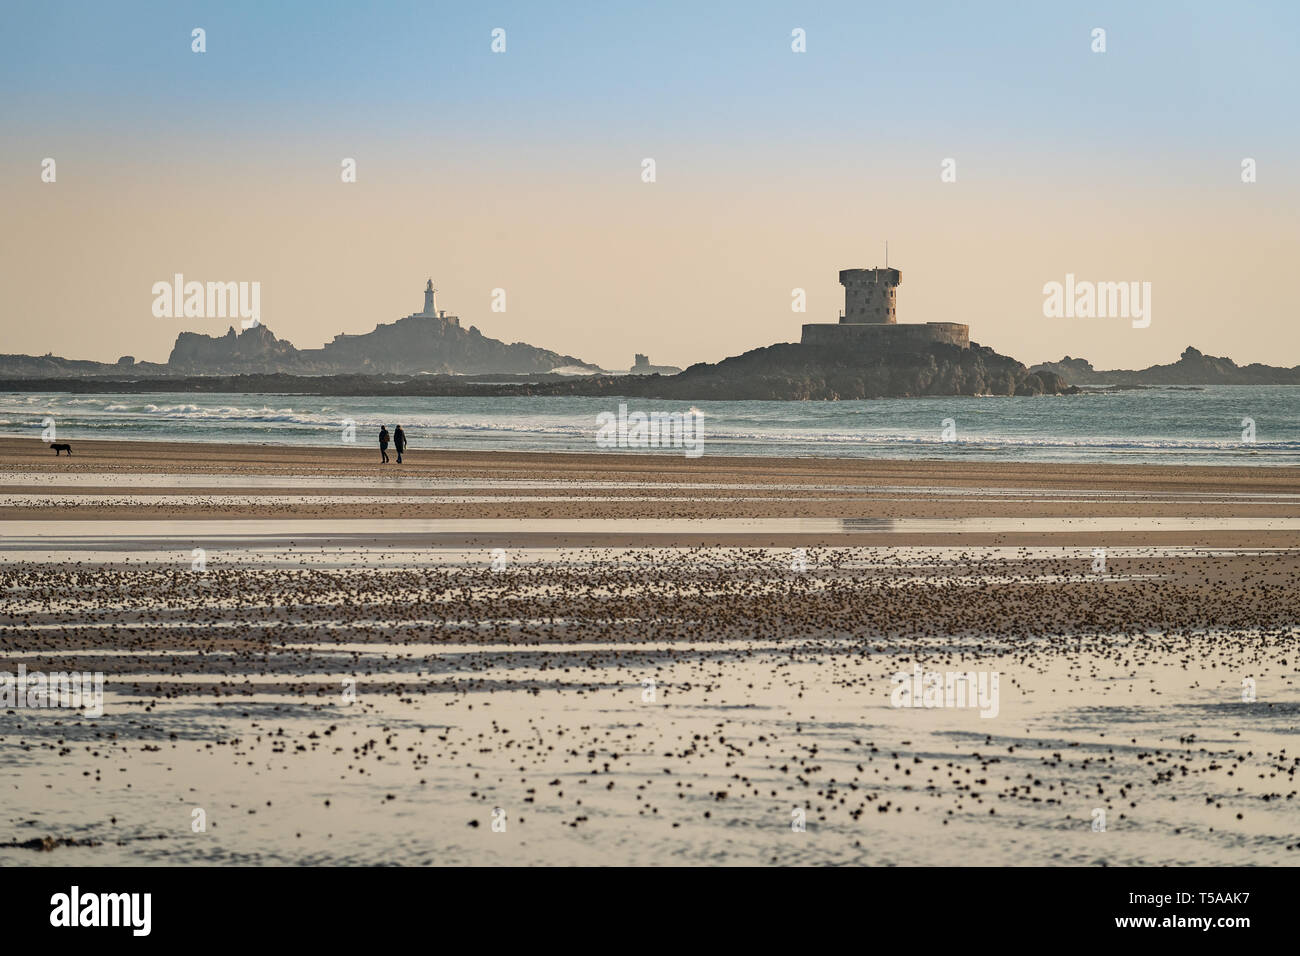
50 442 72 456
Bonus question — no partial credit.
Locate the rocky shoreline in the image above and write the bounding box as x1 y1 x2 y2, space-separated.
0 341 1076 400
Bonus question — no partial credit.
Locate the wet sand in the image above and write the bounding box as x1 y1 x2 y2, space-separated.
7 437 1300 495
0 438 1296 865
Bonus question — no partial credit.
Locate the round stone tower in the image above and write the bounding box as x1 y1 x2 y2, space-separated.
839 267 900 324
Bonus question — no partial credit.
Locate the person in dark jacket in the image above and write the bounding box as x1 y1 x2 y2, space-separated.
393 425 407 464
379 426 390 464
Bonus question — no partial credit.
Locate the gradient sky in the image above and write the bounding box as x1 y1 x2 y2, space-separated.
2 0 1297 370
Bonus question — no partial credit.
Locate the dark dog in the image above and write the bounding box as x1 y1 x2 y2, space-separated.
50 443 72 456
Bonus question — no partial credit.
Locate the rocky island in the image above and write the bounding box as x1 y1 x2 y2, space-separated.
1031 346 1300 386
0 279 599 379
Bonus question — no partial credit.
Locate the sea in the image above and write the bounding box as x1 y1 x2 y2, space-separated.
3 386 1299 466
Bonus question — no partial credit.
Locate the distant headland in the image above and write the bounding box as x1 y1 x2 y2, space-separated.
1032 347 1300 387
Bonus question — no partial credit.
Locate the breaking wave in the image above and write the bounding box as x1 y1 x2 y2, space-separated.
2 387 1298 464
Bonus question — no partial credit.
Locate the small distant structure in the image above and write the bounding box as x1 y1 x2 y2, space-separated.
629 353 681 375
116 355 135 366
801 264 969 350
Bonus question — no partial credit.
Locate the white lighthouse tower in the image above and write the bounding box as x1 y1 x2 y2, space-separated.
403 276 459 326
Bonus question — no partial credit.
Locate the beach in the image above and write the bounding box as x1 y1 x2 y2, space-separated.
1 438 1297 865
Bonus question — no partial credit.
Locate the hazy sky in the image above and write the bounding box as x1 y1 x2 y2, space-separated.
2 1 1297 370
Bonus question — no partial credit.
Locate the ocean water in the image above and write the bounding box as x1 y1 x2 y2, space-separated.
2 386 1298 465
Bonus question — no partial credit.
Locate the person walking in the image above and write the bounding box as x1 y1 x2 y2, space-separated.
379 426 390 464
393 425 407 464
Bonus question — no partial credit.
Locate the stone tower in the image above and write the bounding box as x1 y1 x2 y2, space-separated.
801 263 968 350
423 279 437 316
839 267 901 324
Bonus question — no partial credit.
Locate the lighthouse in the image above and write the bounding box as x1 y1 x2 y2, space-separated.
402 277 459 326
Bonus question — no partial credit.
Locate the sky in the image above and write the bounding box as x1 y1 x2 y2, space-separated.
1 0 1297 371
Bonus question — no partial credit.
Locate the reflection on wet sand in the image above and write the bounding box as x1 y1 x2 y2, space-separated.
2 546 1297 866
2 514 1299 553
2 444 1297 865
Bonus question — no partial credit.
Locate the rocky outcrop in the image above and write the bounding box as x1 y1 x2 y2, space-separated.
609 341 1075 400
168 324 299 371
1032 346 1300 386
303 315 598 375
0 352 168 378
